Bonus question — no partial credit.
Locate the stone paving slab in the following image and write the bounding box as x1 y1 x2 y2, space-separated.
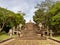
2 39 60 45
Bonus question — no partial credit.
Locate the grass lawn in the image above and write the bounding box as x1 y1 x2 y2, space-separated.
53 36 60 40
0 34 10 41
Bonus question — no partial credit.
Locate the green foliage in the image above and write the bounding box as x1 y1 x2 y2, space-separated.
48 2 60 34
51 13 60 25
33 9 45 24
0 7 25 32
33 0 60 34
33 0 55 25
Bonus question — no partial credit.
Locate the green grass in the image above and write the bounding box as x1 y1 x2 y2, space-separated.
0 31 17 41
0 31 10 41
0 34 10 41
54 36 60 40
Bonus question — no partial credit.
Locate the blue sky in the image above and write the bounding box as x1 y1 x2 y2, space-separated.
0 0 45 23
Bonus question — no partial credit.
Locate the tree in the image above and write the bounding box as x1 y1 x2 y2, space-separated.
33 9 45 24
33 0 55 26
33 0 60 34
0 7 25 32
47 1 60 34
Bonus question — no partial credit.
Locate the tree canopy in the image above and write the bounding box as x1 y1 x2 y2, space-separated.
33 0 60 34
0 7 25 32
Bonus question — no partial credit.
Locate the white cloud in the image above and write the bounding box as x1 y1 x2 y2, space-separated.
0 0 42 23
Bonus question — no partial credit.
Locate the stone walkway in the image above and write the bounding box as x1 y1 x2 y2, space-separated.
2 39 60 45
0 39 14 45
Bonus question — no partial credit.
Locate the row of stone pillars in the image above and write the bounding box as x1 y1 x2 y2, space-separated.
47 26 53 38
9 24 22 38
39 23 53 39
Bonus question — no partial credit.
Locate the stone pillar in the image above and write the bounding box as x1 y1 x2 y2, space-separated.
17 31 18 37
19 31 22 37
12 27 15 35
9 29 12 37
47 26 49 36
19 24 22 30
50 30 53 38
39 23 43 30
43 31 45 37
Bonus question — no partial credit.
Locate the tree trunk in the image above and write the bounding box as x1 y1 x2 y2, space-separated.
0 23 5 32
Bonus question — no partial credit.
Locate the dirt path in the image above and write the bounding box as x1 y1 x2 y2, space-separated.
2 39 60 45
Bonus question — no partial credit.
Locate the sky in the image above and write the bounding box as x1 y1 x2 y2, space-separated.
0 0 45 23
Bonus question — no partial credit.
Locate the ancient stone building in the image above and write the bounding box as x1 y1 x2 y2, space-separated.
24 20 35 30
21 20 38 37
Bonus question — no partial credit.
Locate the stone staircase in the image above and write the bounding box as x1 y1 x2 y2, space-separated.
20 29 46 40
